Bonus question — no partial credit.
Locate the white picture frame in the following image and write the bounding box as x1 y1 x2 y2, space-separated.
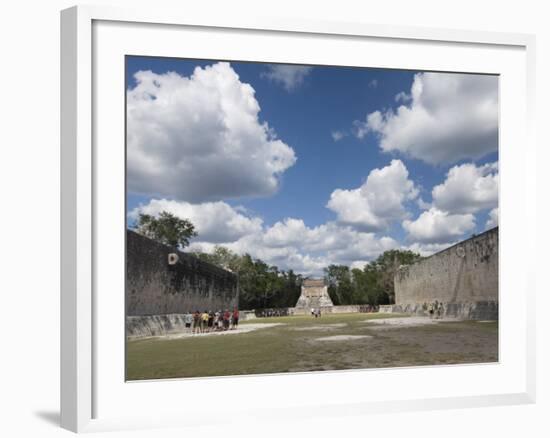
60 4 536 433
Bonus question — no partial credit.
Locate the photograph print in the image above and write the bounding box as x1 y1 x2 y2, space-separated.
125 56 499 380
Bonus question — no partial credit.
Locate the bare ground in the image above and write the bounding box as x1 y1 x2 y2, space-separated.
126 314 498 380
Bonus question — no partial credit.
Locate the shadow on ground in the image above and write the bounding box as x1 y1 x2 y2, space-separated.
34 410 59 427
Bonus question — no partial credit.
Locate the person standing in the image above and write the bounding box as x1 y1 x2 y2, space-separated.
192 310 201 334
201 310 209 333
208 310 214 332
232 308 239 330
223 309 230 331
184 311 193 331
437 302 444 319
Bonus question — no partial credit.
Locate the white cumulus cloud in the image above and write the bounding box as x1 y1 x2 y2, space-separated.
402 207 475 244
326 160 418 231
350 260 370 270
432 162 498 214
394 91 412 103
261 65 313 91
128 198 263 244
355 72 498 164
404 241 458 257
187 215 398 276
331 130 346 142
134 197 400 276
229 219 398 268
264 220 398 259
262 218 312 248
486 207 499 229
127 62 296 202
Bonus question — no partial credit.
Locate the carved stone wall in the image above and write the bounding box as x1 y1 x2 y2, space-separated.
392 227 498 320
126 230 238 316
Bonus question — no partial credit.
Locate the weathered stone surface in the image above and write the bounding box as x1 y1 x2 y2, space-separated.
126 314 189 337
126 230 238 316
395 227 498 304
379 301 498 320
291 305 369 315
389 228 499 320
294 278 334 309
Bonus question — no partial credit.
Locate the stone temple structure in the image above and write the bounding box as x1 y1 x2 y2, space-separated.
294 278 334 309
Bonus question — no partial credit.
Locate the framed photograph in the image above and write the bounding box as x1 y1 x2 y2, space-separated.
61 5 536 433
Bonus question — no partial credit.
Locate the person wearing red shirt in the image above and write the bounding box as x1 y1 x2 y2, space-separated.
223 310 230 331
231 308 239 329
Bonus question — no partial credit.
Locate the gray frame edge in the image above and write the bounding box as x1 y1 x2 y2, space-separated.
61 5 93 433
60 6 78 432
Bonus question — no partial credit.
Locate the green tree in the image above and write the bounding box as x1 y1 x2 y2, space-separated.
323 250 422 306
350 268 370 304
192 246 302 310
191 245 421 309
324 264 354 305
365 249 423 304
195 245 241 272
134 211 197 248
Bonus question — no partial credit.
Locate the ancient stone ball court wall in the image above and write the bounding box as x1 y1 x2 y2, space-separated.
393 227 498 319
126 230 238 316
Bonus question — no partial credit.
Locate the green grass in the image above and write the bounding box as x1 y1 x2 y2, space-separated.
239 311 405 326
126 313 498 380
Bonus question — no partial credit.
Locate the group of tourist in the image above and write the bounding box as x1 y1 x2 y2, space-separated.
258 309 289 317
310 308 322 318
358 304 379 313
425 300 445 319
183 309 240 334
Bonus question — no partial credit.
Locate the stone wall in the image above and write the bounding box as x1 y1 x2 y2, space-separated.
126 314 189 337
126 230 238 316
392 227 498 320
379 301 498 320
253 305 375 316
126 310 256 338
292 305 373 315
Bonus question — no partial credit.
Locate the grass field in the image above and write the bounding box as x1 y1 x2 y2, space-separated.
126 313 498 380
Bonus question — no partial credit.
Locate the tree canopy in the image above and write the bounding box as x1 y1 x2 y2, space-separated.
194 246 422 310
324 249 423 305
194 247 302 310
134 211 198 248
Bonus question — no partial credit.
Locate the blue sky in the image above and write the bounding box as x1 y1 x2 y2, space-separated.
126 56 499 275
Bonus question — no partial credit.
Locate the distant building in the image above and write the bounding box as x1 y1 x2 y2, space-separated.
294 278 334 309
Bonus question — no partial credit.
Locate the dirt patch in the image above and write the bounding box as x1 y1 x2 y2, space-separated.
292 323 347 331
363 317 438 329
315 335 372 341
127 314 498 380
157 323 285 340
